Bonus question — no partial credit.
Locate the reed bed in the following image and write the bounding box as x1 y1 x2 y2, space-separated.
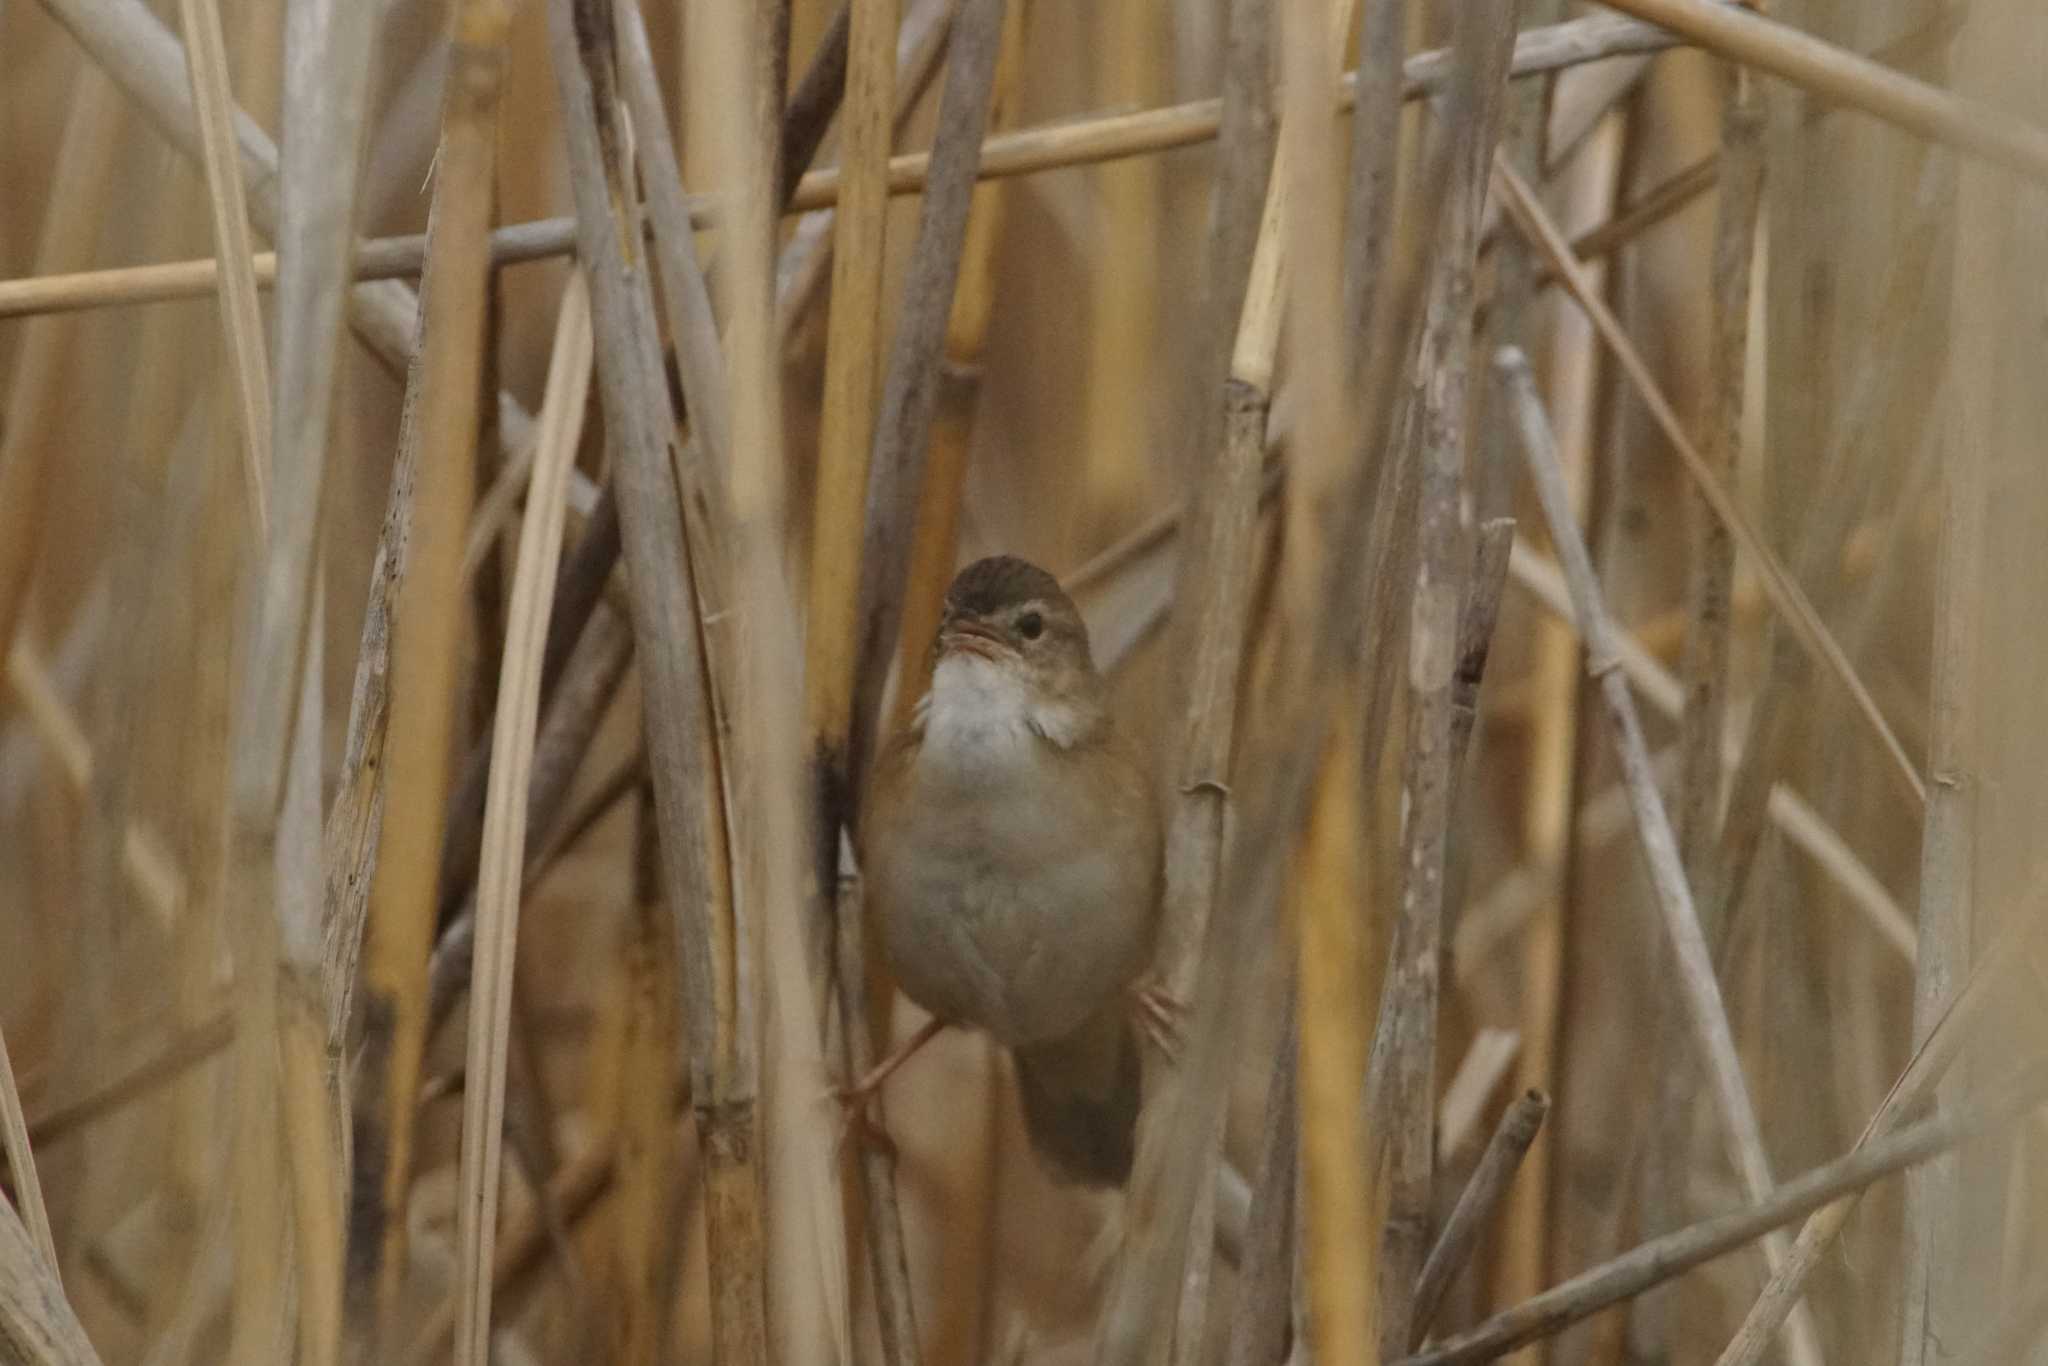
2 0 2046 1363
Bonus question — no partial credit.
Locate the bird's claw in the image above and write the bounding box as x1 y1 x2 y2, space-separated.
830 1083 900 1160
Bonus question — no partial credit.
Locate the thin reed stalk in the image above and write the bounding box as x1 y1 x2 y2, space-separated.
453 260 585 1366
1411 1089 1549 1346
1401 1060 2048 1366
1497 346 1817 1354
5 12 1686 323
1494 156 1924 809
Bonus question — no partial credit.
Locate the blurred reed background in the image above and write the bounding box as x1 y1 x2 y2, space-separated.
1 0 2046 1363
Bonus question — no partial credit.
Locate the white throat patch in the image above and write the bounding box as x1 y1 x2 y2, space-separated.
916 653 1088 775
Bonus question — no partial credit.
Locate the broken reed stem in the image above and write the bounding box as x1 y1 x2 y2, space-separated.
1492 155 1925 809
1410 1089 1550 1347
0 1194 101 1366
175 0 272 534
1373 9 1518 1354
454 261 586 1366
544 4 763 1364
1400 1060 2048 1366
847 0 1011 802
4 12 1686 319
1498 345 1813 1335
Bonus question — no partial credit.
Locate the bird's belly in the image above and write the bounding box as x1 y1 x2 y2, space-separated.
878 782 1151 1046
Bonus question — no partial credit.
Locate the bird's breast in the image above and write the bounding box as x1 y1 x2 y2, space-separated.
873 694 1155 1045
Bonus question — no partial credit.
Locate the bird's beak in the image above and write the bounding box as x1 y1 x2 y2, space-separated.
938 616 1012 662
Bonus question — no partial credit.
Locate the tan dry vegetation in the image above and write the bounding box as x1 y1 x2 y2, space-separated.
1 0 2046 1364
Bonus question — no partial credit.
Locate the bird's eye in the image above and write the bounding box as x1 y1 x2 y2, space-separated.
1016 610 1044 641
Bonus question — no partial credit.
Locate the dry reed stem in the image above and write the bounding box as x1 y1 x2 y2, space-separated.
1499 346 1814 1344
174 0 272 534
1145 0 1277 1354
615 3 731 472
1595 0 2048 185
430 0 940 1024
1898 47 1998 1366
1400 1060 2048 1366
884 0 1023 745
429 0 872 956
2 15 1684 320
804 0 900 1296
209 3 380 1363
776 0 956 344
348 1 502 1343
1372 10 1517 1353
1708 159 1951 946
1411 1089 1550 1347
0 69 120 712
453 264 587 1366
847 0 1011 798
1501 546 1913 960
1629 52 1763 1363
545 5 763 1362
1494 156 1925 809
0 1027 57 1278
428 608 638 1034
0 1193 101 1366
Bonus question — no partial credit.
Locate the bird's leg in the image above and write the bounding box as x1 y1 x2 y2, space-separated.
833 1015 949 1151
1129 975 1187 1061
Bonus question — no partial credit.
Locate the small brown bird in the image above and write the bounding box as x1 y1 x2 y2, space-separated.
857 556 1166 1185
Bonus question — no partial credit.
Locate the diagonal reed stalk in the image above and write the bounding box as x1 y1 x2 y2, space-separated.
1499 346 1824 1365
1493 155 1924 811
1401 1058 2048 1366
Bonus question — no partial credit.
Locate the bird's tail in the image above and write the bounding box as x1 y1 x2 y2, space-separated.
1013 1006 1141 1187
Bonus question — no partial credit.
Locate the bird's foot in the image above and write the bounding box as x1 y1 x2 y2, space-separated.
826 1015 949 1154
1130 977 1187 1061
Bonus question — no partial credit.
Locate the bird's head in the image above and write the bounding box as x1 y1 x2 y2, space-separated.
930 555 1103 733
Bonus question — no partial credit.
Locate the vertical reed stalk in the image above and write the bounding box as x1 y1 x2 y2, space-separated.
453 258 585 1366
349 2 500 1344
1372 9 1517 1353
